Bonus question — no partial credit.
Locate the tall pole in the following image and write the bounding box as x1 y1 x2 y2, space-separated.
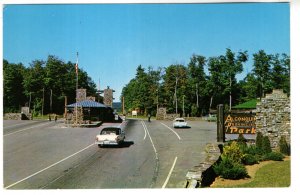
196 83 199 108
75 52 79 125
182 95 185 117
50 89 52 113
122 96 125 115
156 89 159 115
229 77 232 111
29 92 31 111
42 88 44 117
175 76 178 114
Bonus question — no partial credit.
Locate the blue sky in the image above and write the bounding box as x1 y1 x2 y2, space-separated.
3 3 290 101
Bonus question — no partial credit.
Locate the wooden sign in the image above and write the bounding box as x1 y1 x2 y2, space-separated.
224 113 256 134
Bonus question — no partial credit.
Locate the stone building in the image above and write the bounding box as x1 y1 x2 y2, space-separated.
255 89 290 149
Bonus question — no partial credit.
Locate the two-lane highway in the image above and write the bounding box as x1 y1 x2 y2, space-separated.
3 119 217 189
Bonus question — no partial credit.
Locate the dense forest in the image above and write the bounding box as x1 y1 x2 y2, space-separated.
121 49 290 116
3 48 290 117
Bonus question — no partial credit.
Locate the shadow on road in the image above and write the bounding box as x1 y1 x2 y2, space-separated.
174 126 191 129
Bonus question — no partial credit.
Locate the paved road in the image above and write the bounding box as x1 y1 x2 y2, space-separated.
3 119 217 189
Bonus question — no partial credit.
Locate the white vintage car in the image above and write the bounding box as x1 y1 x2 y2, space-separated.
95 127 125 147
173 118 187 128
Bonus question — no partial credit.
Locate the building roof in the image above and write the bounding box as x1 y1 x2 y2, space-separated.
66 100 108 108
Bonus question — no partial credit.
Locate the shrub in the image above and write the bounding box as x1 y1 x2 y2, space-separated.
262 136 272 154
237 134 248 152
256 131 264 150
222 141 243 164
213 157 249 180
263 152 285 161
244 145 262 156
242 154 259 165
279 136 290 155
237 133 247 144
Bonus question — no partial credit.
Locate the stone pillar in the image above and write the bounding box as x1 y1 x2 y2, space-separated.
255 89 290 148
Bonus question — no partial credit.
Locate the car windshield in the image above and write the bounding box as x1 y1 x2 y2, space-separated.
176 119 185 122
100 128 120 135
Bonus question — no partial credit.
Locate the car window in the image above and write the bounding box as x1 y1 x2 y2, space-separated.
100 128 120 135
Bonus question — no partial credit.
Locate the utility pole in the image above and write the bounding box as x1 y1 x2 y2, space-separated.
122 96 125 115
42 88 44 117
229 77 232 111
29 92 31 112
75 52 79 125
156 89 159 115
196 83 199 108
50 89 52 113
175 76 178 114
182 95 185 117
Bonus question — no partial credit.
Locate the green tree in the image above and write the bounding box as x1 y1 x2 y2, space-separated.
3 60 26 112
187 55 207 116
121 65 162 115
238 73 260 102
270 53 290 95
253 50 273 99
219 48 248 110
162 64 188 115
23 60 46 115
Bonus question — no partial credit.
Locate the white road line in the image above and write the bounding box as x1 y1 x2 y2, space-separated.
4 143 95 189
141 121 147 140
4 122 52 137
160 122 181 140
141 120 159 188
141 121 157 156
162 156 178 188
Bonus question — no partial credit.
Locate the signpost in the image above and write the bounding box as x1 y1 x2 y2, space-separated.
217 104 256 142
224 113 256 134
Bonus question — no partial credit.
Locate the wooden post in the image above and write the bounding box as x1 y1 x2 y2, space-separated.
217 104 225 142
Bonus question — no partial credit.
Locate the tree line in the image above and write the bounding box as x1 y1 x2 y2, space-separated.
3 55 97 115
121 49 290 116
3 49 289 117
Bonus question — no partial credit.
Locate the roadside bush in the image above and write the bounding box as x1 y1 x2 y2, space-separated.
279 136 290 156
263 152 285 161
242 154 259 165
213 156 249 180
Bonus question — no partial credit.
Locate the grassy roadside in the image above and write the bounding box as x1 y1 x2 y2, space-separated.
211 157 290 188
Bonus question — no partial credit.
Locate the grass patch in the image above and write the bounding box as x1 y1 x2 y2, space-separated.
232 99 257 109
234 160 290 187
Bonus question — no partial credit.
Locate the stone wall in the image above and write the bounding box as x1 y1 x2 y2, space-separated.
185 143 221 188
255 89 290 148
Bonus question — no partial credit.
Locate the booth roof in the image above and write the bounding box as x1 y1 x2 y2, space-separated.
66 100 108 108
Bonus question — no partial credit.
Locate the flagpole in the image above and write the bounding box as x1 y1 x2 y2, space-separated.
76 52 79 125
